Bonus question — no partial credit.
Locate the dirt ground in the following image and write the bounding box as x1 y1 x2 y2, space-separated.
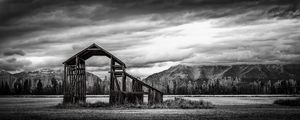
0 96 299 120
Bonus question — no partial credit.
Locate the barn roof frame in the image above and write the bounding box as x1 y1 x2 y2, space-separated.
63 43 126 67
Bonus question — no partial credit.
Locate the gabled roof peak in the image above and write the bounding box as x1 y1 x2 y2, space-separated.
63 43 126 67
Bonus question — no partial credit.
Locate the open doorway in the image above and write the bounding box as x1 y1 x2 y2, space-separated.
85 56 110 95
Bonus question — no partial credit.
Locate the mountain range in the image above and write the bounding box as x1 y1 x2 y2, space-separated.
0 69 109 94
144 64 300 94
1 64 299 95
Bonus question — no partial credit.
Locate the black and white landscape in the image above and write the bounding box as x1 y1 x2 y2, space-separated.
1 64 300 95
0 0 300 120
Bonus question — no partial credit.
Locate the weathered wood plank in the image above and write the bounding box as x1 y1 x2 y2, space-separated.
122 71 126 91
109 58 115 104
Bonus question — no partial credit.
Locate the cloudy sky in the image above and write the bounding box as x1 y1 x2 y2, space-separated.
0 0 299 78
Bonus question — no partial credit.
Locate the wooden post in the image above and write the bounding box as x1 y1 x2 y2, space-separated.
122 66 126 92
110 59 115 91
83 62 86 102
148 88 153 105
63 64 67 103
70 66 76 103
75 56 79 103
109 58 115 104
66 65 70 103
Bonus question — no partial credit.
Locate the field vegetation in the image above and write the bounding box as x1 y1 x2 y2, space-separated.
274 98 300 106
1 96 300 120
57 97 213 109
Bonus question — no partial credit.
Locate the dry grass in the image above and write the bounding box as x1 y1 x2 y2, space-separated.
56 97 213 109
274 98 300 106
1 96 300 120
162 97 213 109
56 101 110 108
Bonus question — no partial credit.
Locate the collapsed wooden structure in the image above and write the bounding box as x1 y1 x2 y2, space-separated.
62 43 163 105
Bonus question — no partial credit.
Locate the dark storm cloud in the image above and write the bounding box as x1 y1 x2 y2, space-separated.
1 0 298 25
13 36 67 50
0 0 98 24
0 57 31 71
125 51 194 68
0 0 111 42
72 41 143 52
0 0 298 43
3 49 25 56
6 58 16 63
184 32 300 65
0 0 300 76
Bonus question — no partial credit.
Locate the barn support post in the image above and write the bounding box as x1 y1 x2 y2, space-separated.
109 58 115 104
76 56 86 103
148 88 153 105
122 66 126 91
63 64 68 103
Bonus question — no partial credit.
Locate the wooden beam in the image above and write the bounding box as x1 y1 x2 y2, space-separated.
112 65 123 69
63 43 126 68
111 71 124 75
125 72 162 94
87 48 101 51
122 66 126 91
63 64 67 103
110 58 115 91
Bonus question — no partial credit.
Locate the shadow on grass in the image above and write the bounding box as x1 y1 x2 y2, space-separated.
274 98 300 106
56 97 214 109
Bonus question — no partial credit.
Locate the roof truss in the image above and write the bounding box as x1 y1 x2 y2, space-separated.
63 43 126 67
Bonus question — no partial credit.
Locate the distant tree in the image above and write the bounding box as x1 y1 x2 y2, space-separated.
14 79 22 94
273 80 281 94
51 78 58 94
0 81 4 95
44 85 52 95
215 79 221 94
58 82 63 94
36 80 43 95
177 86 187 94
23 79 31 94
187 80 193 94
93 79 102 95
172 79 177 94
4 82 10 95
252 81 259 94
266 80 272 94
201 81 208 94
166 84 170 94
232 84 238 94
281 80 288 94
288 79 297 94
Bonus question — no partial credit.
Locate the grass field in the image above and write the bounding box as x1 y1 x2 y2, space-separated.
0 95 300 120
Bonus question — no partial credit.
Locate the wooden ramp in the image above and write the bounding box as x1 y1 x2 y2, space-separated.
62 43 163 105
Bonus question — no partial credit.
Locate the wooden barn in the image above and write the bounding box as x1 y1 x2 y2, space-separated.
62 43 163 105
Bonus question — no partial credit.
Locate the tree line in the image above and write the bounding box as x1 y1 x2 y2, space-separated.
162 77 299 95
0 78 63 95
0 77 109 95
1 77 298 95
